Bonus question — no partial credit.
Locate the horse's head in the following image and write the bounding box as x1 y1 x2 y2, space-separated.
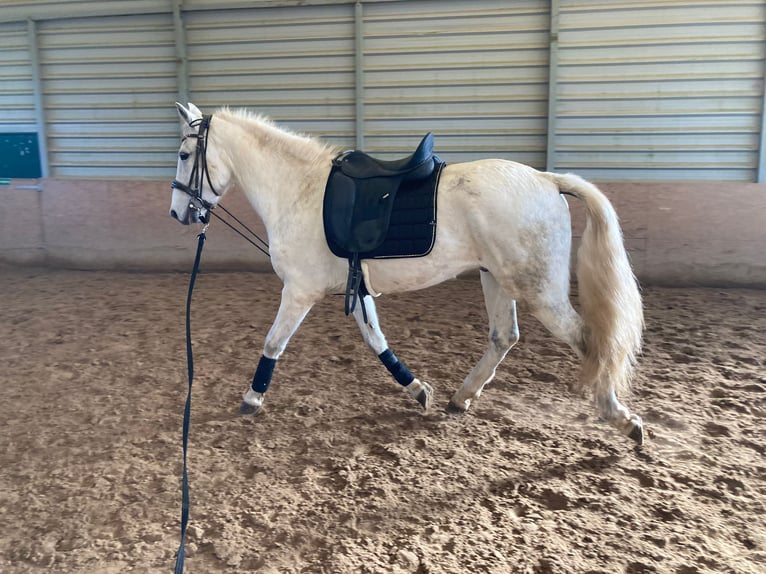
170 102 232 225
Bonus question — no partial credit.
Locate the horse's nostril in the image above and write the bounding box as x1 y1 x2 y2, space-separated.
170 209 178 220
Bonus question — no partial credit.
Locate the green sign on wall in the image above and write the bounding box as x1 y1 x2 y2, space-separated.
1 133 42 178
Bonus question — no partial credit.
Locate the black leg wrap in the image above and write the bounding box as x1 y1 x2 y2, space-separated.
251 355 277 393
378 348 415 387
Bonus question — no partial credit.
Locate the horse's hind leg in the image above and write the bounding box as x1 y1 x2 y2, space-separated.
353 294 433 409
448 271 519 412
523 279 643 444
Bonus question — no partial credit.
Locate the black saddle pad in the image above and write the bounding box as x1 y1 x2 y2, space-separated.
364 162 444 259
324 161 445 260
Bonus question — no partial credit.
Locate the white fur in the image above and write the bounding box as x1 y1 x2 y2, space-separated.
171 104 645 441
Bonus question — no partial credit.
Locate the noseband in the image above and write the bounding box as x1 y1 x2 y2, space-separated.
171 114 219 223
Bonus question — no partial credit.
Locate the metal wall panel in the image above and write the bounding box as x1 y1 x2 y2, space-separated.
185 3 356 148
0 1 171 24
0 22 35 132
37 13 178 178
1 0 764 181
555 0 766 181
363 0 550 166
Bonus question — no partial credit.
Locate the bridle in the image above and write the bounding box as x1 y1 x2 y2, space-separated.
170 112 270 255
171 114 219 223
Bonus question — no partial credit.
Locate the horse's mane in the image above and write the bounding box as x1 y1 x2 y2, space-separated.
215 107 341 164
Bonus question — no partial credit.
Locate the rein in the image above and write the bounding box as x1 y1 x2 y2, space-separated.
210 204 270 258
174 225 207 574
172 114 275 572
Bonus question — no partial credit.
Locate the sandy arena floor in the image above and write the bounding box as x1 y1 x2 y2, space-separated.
0 268 764 573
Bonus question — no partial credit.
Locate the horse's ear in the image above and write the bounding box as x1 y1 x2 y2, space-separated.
175 102 202 126
176 102 193 125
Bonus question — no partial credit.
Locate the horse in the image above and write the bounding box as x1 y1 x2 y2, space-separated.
169 102 645 445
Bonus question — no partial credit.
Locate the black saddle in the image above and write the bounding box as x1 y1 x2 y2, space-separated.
323 133 445 318
337 132 435 181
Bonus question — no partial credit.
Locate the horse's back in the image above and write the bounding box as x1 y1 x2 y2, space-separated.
360 158 573 295
438 158 570 232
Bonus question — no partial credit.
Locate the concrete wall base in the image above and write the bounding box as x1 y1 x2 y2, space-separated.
1 178 764 287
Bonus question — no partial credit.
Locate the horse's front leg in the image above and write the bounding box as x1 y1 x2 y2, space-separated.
240 285 316 415
353 294 433 410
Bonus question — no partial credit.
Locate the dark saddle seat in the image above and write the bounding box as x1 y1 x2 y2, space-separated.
322 133 445 317
337 133 435 180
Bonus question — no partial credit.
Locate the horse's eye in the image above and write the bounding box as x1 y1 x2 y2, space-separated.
179 151 190 161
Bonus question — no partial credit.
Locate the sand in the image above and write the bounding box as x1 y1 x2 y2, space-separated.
0 268 764 573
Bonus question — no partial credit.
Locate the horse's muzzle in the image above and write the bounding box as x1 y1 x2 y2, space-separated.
170 205 208 225
170 209 193 225
170 195 210 225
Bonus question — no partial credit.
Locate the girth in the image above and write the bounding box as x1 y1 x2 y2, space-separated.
322 133 445 318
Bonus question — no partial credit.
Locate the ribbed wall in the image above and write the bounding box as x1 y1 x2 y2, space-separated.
363 0 550 166
556 0 766 181
37 14 178 177
0 1 764 181
185 3 356 146
0 21 34 133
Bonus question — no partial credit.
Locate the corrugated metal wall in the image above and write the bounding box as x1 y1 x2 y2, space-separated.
0 0 170 21
556 0 766 181
0 21 34 133
185 3 356 147
1 0 764 181
362 0 549 165
37 14 178 178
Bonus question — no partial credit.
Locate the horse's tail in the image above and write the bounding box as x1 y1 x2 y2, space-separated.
547 172 643 400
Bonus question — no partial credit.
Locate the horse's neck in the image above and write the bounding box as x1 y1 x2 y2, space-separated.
214 113 333 236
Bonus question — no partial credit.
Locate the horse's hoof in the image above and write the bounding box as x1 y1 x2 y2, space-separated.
446 401 467 414
406 379 433 410
239 400 263 416
628 421 644 446
416 387 433 410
